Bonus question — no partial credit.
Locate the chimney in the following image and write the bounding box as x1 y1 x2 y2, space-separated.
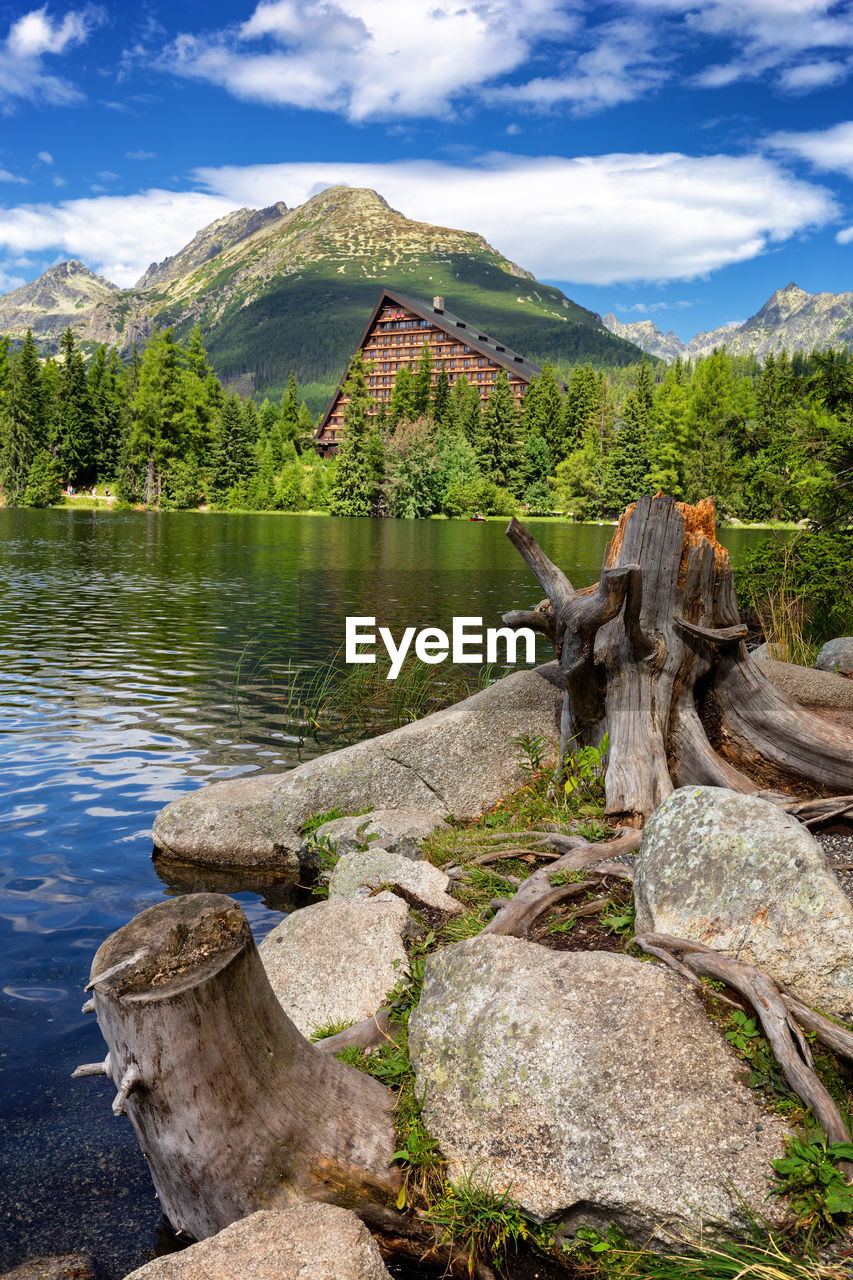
433 295 444 311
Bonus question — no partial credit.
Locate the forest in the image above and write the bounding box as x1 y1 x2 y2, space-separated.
0 323 849 538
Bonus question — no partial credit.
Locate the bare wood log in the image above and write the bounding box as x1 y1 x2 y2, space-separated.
633 933 852 1150
502 496 853 824
81 893 401 1241
780 996 853 1063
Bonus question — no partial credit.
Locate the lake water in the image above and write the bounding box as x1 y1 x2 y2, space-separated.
0 509 770 1277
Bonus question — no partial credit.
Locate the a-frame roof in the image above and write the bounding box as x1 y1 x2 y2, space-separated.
317 288 562 438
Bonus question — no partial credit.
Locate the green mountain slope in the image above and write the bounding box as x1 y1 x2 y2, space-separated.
82 186 643 412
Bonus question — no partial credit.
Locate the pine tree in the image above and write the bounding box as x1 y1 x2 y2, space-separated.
531 363 566 462
21 448 62 507
563 365 603 454
1 331 46 505
281 373 300 446
432 367 451 428
181 326 221 466
604 394 651 510
328 353 385 516
88 346 126 480
475 370 523 493
127 328 188 504
413 344 433 418
51 328 94 484
388 365 415 428
209 394 248 504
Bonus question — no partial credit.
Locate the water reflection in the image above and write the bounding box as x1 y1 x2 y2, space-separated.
0 508 771 1277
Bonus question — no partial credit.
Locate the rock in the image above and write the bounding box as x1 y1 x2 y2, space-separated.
408 935 787 1246
258 891 409 1037
760 656 853 713
815 637 853 676
122 1206 392 1279
152 665 562 872
749 641 775 660
0 1258 97 1280
328 848 462 914
635 786 853 1017
306 808 449 862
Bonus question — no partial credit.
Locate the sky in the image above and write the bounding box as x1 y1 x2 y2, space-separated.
0 0 852 339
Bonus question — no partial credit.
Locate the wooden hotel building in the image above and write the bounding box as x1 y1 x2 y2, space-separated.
315 289 558 455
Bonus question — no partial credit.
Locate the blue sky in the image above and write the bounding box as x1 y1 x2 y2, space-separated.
0 0 852 339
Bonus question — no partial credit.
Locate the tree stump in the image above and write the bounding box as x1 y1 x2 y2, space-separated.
78 893 401 1240
504 495 853 826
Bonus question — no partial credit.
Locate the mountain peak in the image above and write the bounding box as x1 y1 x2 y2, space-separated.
135 200 289 291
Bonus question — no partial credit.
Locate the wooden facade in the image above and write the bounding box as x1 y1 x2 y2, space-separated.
315 289 554 455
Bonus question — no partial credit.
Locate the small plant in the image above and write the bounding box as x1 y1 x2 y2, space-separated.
424 1166 528 1274
308 1018 354 1042
549 867 590 887
724 1010 796 1104
563 733 609 808
304 831 339 897
602 898 636 937
511 732 550 778
771 1131 853 1244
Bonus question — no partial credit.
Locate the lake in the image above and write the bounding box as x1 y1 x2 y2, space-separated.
0 509 770 1277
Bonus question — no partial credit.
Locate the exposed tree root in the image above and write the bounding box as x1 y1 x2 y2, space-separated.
632 932 853 1159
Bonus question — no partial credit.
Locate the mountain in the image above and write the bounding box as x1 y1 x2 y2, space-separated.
77 185 642 407
0 260 119 345
134 202 289 291
604 282 853 364
602 314 688 362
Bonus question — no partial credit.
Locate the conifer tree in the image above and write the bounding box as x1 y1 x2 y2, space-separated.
127 328 187 504
328 353 384 516
432 367 451 428
280 373 300 447
388 365 415 428
1 330 46 504
475 370 523 492
413 344 433 418
52 328 94 483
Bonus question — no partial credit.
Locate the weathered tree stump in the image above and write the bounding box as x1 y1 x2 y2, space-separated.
504 495 853 826
76 893 401 1240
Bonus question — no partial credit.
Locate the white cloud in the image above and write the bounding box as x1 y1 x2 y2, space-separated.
779 58 851 89
0 151 836 291
0 189 237 286
836 225 853 244
193 153 835 284
768 120 853 177
0 168 29 183
37 149 53 164
161 0 577 121
125 149 157 160
0 5 101 109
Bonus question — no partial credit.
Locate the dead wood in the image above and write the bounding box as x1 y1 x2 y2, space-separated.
503 496 853 826
633 932 852 1153
483 831 641 936
76 893 401 1241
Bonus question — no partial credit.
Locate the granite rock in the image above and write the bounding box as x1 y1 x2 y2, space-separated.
121 1206 391 1280
635 786 853 1016
328 847 462 914
258 891 409 1036
408 935 787 1246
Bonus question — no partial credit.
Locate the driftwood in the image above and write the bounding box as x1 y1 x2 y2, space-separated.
75 894 401 1240
633 933 853 1155
504 496 853 826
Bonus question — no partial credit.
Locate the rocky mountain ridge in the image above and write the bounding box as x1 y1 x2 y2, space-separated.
0 259 119 345
603 282 853 362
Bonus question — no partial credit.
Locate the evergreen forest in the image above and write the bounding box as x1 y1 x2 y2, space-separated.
0 325 850 540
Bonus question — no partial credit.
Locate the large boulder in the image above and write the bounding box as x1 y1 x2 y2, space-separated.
408 935 787 1247
815 637 853 676
152 665 562 872
305 808 449 862
258 891 409 1037
122 1206 392 1280
635 786 853 1017
328 847 462 914
760 656 853 713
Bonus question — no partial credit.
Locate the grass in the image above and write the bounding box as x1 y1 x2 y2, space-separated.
745 537 820 666
233 644 500 746
569 1234 853 1280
